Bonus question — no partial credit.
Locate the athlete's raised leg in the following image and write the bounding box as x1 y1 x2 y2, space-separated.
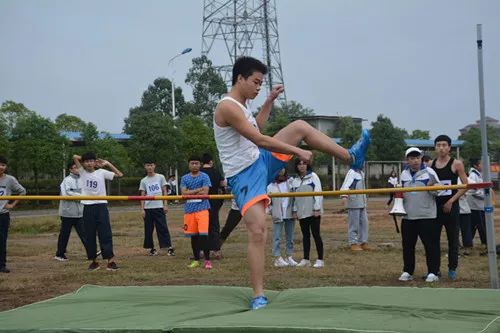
273 120 370 169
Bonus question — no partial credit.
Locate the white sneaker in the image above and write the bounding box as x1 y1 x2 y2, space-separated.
274 256 289 267
286 256 298 266
425 273 439 283
398 272 413 281
313 259 324 268
296 259 311 267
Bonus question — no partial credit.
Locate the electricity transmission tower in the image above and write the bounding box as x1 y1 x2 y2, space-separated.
201 0 286 103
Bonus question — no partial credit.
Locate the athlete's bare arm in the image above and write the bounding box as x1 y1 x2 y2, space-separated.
181 186 209 195
73 155 82 169
443 159 468 212
214 101 312 163
255 85 284 129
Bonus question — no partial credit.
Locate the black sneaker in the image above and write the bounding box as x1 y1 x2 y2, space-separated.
148 249 158 256
88 262 100 271
0 266 10 273
167 247 175 256
107 262 119 271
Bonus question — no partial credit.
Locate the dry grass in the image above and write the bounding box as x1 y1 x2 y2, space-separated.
0 198 499 311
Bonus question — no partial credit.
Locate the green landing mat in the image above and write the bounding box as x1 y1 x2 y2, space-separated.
1 285 499 333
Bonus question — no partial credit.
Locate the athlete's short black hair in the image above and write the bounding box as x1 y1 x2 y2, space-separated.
188 155 201 163
143 157 156 164
201 153 213 165
469 158 481 167
81 152 97 162
434 134 451 146
67 161 77 170
0 155 8 165
232 56 268 86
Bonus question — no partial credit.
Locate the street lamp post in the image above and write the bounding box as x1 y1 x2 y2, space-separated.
168 47 192 195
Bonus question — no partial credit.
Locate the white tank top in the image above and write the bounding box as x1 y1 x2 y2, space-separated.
214 96 260 178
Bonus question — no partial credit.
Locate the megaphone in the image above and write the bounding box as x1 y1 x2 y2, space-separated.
390 191 406 216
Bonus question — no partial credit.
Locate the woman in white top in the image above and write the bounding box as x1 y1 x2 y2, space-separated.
386 170 399 207
267 169 297 267
290 159 324 268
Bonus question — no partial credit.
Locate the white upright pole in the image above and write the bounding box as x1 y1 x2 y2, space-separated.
62 142 66 178
171 80 175 118
476 24 499 289
171 79 180 195
168 48 192 198
332 156 336 190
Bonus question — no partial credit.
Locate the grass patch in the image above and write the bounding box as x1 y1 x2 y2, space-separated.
10 217 59 234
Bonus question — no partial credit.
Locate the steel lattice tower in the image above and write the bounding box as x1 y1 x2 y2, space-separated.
201 0 286 102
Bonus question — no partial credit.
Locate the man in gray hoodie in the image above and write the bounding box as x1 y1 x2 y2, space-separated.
54 162 87 261
398 147 441 283
0 155 26 273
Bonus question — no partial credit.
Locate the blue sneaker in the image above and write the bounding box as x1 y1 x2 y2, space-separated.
348 129 371 170
250 295 268 310
448 270 457 280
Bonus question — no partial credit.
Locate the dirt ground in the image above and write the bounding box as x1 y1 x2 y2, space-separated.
1 197 499 311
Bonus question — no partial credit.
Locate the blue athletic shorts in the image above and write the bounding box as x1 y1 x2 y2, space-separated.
227 148 292 216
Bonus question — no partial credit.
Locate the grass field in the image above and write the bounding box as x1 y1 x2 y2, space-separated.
1 197 499 311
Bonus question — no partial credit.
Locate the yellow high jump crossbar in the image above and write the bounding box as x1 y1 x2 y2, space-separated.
1 182 493 201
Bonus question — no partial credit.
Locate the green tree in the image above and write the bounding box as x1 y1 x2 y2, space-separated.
81 122 99 145
10 113 66 193
408 129 430 140
124 110 180 172
459 126 500 163
334 116 362 147
124 77 189 171
178 115 217 168
0 120 9 156
91 135 132 175
55 113 87 132
263 101 315 135
184 55 227 123
140 78 185 117
368 114 406 161
281 101 315 119
0 100 35 136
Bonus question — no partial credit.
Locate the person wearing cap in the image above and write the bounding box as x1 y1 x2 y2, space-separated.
430 135 468 281
398 147 441 283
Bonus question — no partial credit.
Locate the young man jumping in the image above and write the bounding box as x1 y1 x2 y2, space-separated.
213 56 370 310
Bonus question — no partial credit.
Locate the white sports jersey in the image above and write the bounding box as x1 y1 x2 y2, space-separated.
139 173 167 209
213 96 260 178
79 168 115 205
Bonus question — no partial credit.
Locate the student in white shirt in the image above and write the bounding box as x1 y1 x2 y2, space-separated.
73 152 123 271
139 159 174 256
386 170 399 207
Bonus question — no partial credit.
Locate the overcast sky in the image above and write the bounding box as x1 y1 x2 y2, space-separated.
1 0 499 138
